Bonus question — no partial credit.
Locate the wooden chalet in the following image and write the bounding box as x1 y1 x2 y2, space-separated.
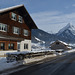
50 40 72 50
0 4 38 52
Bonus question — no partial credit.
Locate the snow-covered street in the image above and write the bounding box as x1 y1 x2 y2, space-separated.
0 49 75 74
10 52 75 75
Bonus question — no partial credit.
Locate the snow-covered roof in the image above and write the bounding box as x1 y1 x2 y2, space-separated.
50 41 55 45
58 40 68 45
50 40 68 45
0 4 24 13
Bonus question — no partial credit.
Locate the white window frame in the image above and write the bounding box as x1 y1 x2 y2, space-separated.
18 15 23 23
11 12 17 21
0 23 7 32
23 29 29 36
13 27 20 35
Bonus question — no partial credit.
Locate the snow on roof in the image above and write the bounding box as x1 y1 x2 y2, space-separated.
35 37 41 42
50 41 55 45
50 40 68 45
0 4 24 13
59 40 68 45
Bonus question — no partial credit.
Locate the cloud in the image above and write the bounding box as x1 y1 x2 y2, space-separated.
30 11 75 33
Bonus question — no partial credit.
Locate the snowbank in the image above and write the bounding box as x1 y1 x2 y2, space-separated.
0 57 16 71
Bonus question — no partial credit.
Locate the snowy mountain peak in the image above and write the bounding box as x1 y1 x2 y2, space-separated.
66 23 73 28
67 23 72 26
57 23 75 35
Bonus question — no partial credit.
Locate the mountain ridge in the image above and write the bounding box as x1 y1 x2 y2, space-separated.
32 23 75 47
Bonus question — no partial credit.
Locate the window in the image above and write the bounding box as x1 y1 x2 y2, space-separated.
18 15 23 23
8 44 11 49
8 43 14 50
56 42 59 45
0 43 5 50
11 12 17 21
11 44 14 49
17 43 20 50
0 23 7 32
24 44 28 49
13 27 20 34
24 29 29 36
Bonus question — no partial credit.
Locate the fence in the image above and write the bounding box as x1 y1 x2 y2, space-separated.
6 51 55 63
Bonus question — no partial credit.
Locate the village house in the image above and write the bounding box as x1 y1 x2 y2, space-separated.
0 4 38 56
50 40 72 51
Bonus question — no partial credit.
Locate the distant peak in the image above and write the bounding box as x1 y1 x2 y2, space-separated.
66 23 73 27
67 23 72 25
57 23 75 35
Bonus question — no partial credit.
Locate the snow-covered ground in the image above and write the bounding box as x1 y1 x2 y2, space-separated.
0 57 23 72
0 51 56 74
0 49 75 73
0 50 17 56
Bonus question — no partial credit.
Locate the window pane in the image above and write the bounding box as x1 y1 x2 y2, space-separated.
11 44 14 49
0 23 7 32
2 25 3 30
11 12 17 21
18 16 23 23
8 44 14 50
13 27 20 34
1 43 5 50
1 43 3 46
24 29 29 36
11 44 13 46
26 44 28 49
8 44 11 49
24 44 28 49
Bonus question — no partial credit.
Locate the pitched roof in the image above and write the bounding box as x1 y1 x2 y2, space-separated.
0 4 24 13
0 4 38 29
50 40 68 46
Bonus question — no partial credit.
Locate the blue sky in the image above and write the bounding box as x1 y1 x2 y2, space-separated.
1 0 75 33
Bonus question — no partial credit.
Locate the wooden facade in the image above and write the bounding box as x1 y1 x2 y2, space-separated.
50 40 72 50
0 5 38 51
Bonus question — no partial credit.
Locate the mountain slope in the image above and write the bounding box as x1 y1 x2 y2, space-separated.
57 23 75 35
57 23 75 43
31 23 75 48
31 29 57 46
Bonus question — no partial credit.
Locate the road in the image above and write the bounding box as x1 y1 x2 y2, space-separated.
10 52 75 75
